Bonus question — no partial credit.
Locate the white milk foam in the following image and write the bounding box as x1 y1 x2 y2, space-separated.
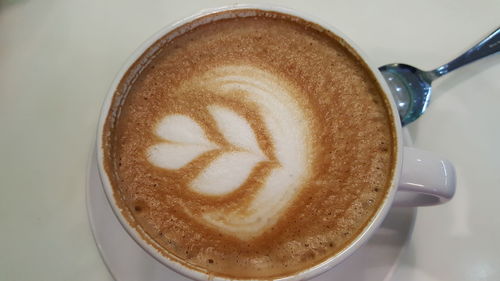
147 115 219 169
191 105 267 195
147 65 312 240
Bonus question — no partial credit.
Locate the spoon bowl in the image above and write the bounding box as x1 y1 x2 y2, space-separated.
379 27 499 126
379 64 434 126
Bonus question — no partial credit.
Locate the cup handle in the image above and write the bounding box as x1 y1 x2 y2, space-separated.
393 147 456 207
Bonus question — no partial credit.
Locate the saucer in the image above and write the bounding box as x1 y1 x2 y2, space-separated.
86 129 416 281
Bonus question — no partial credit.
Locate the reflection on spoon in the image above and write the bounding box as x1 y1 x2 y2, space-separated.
380 27 499 126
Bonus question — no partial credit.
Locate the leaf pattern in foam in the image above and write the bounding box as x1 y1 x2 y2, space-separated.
147 114 218 170
155 114 213 145
147 143 216 170
188 106 268 195
190 151 264 195
207 105 266 158
147 106 267 195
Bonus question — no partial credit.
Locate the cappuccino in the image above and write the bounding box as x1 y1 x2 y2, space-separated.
103 10 396 279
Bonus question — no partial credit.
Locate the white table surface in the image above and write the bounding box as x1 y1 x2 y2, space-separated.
1 0 499 280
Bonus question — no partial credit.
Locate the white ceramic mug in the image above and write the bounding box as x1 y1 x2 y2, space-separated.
97 4 456 281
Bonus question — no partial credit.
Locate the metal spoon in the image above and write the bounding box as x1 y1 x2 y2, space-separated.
380 27 500 126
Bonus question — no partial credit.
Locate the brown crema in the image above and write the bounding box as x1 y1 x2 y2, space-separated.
102 10 396 279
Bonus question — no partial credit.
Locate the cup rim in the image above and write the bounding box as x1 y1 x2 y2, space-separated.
96 4 403 281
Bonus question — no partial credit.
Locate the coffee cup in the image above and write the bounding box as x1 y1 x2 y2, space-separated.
97 4 455 280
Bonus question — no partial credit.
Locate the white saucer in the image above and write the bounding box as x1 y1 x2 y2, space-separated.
86 129 416 281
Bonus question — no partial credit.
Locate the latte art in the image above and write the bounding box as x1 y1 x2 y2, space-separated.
103 11 396 279
147 114 220 170
147 65 312 239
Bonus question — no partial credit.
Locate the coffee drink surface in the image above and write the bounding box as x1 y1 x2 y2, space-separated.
103 10 396 279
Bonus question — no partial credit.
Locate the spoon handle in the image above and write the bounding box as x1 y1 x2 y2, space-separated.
427 27 500 80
